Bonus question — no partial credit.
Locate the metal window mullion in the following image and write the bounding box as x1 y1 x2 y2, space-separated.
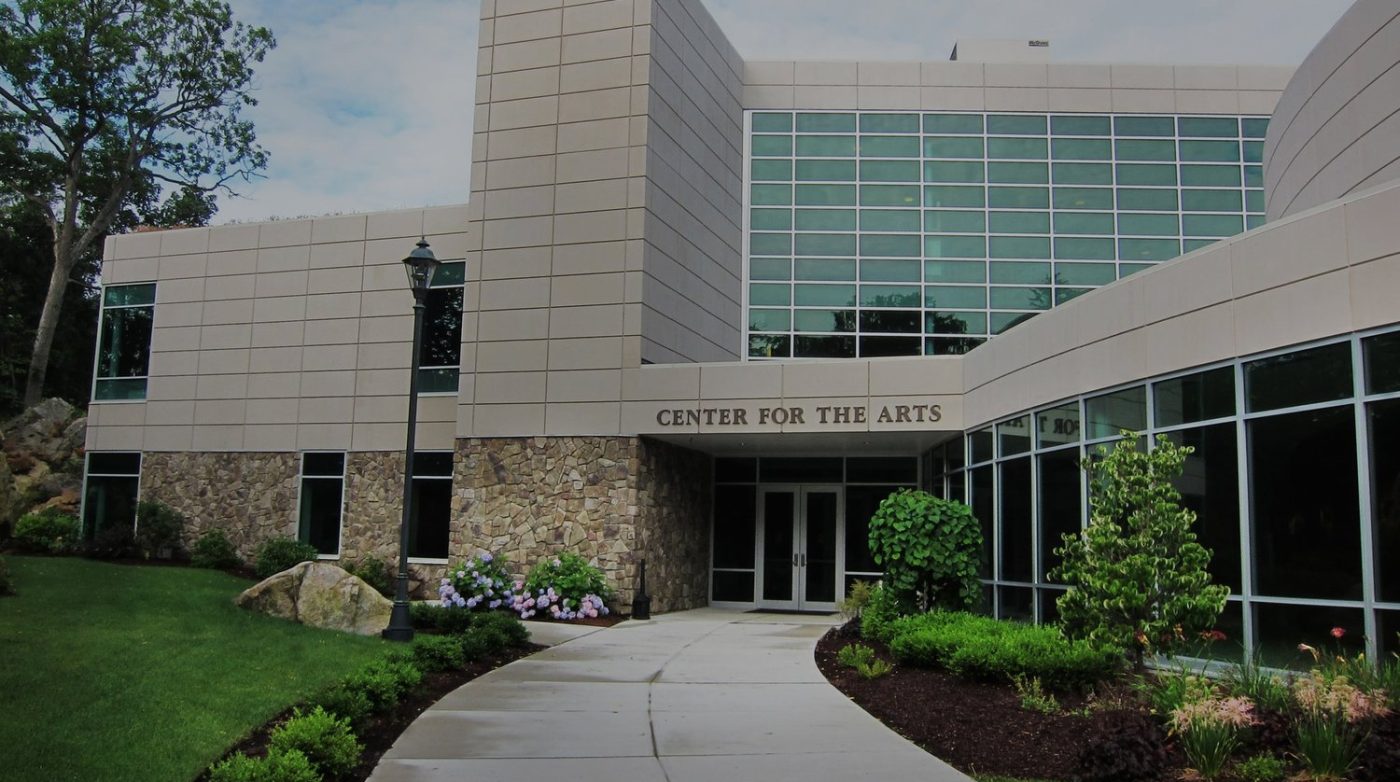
1234 360 1255 660
1352 337 1380 660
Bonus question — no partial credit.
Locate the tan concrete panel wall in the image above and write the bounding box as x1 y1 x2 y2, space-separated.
961 180 1400 429
640 0 745 364
1264 1 1400 220
92 206 470 452
742 60 1290 115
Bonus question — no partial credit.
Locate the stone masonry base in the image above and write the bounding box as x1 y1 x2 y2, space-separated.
138 436 711 612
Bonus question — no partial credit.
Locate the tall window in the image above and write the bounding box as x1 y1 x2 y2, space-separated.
419 261 464 393
94 283 155 400
298 453 345 556
409 452 452 560
83 452 141 541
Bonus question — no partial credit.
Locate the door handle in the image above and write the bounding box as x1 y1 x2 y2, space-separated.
801 553 807 567
792 553 798 567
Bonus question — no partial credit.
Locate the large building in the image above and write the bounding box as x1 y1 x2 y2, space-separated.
85 0 1400 663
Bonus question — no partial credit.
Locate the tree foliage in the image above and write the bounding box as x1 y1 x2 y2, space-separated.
867 488 982 613
0 0 274 405
1051 432 1228 667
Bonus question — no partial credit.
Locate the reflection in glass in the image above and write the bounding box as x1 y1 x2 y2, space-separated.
1000 458 1033 583
1245 343 1352 412
1038 450 1082 582
1165 425 1241 591
1085 386 1146 439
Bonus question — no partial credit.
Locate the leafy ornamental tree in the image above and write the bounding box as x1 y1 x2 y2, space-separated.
868 488 982 613
0 0 275 406
1051 431 1228 669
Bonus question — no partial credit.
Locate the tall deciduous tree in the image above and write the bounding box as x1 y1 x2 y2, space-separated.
0 0 274 406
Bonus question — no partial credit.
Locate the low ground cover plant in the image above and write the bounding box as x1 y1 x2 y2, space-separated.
886 611 1120 691
208 748 319 782
12 507 77 553
254 537 320 579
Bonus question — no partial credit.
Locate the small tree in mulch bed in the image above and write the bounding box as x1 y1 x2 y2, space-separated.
867 489 982 614
1052 431 1228 670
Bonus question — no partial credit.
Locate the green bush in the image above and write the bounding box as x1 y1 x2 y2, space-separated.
859 583 904 644
190 529 242 570
268 706 362 779
836 643 876 669
411 634 465 672
13 508 78 554
1052 433 1228 668
887 611 1120 691
253 537 320 579
523 552 611 618
410 602 473 634
208 748 319 782
470 610 529 648
867 489 982 613
309 682 374 728
344 557 393 598
341 657 422 712
0 555 13 596
83 521 136 559
134 500 185 559
1235 753 1287 782
459 631 490 662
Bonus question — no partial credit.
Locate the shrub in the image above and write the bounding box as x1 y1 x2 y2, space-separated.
517 552 611 620
1053 432 1229 668
837 643 876 669
411 634 466 672
134 500 184 559
190 529 242 570
867 489 981 613
1291 671 1388 780
887 611 1120 691
309 682 374 728
268 706 362 779
13 508 78 554
410 601 474 635
83 522 136 559
470 610 529 648
254 537 320 579
1072 710 1170 782
208 748 319 782
342 657 423 711
0 555 13 596
859 583 903 644
344 557 392 598
439 551 518 611
459 631 490 662
1234 753 1287 782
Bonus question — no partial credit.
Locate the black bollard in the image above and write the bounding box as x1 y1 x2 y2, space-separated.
631 559 652 620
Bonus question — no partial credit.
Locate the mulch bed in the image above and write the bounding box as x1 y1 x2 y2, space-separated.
200 644 541 782
814 627 1173 781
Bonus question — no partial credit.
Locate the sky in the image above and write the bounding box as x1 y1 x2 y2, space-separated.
215 0 1355 225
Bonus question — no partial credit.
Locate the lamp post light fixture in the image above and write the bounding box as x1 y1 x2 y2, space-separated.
383 237 440 642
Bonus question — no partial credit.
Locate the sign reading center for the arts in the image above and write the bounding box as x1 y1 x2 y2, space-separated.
655 402 943 428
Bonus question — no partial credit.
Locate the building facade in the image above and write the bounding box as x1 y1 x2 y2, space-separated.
85 0 1400 658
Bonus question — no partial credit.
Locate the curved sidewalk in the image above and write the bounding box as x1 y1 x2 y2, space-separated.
370 608 971 782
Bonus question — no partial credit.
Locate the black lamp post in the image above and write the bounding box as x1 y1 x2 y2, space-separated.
383 237 440 642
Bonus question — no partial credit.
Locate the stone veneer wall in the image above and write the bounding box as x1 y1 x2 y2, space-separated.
140 452 299 557
139 436 713 612
634 438 711 612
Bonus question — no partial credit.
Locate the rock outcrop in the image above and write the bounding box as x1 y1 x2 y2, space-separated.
234 561 393 636
1 398 85 527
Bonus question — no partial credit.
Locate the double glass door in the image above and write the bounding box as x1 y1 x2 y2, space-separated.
759 485 841 611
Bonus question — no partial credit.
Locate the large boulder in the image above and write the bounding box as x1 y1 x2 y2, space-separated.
234 561 392 636
2 398 78 464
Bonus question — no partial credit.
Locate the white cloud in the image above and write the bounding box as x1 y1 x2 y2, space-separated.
212 0 1352 225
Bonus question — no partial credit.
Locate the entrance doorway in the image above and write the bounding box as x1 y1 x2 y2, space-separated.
758 485 841 611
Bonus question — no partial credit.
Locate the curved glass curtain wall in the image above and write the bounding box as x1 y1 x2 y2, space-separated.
929 327 1400 667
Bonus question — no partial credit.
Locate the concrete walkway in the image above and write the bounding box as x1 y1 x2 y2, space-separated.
370 609 971 782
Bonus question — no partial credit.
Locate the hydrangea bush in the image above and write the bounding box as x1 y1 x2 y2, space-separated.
513 553 612 621
438 552 517 611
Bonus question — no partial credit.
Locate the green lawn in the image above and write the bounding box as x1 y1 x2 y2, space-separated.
0 556 395 782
